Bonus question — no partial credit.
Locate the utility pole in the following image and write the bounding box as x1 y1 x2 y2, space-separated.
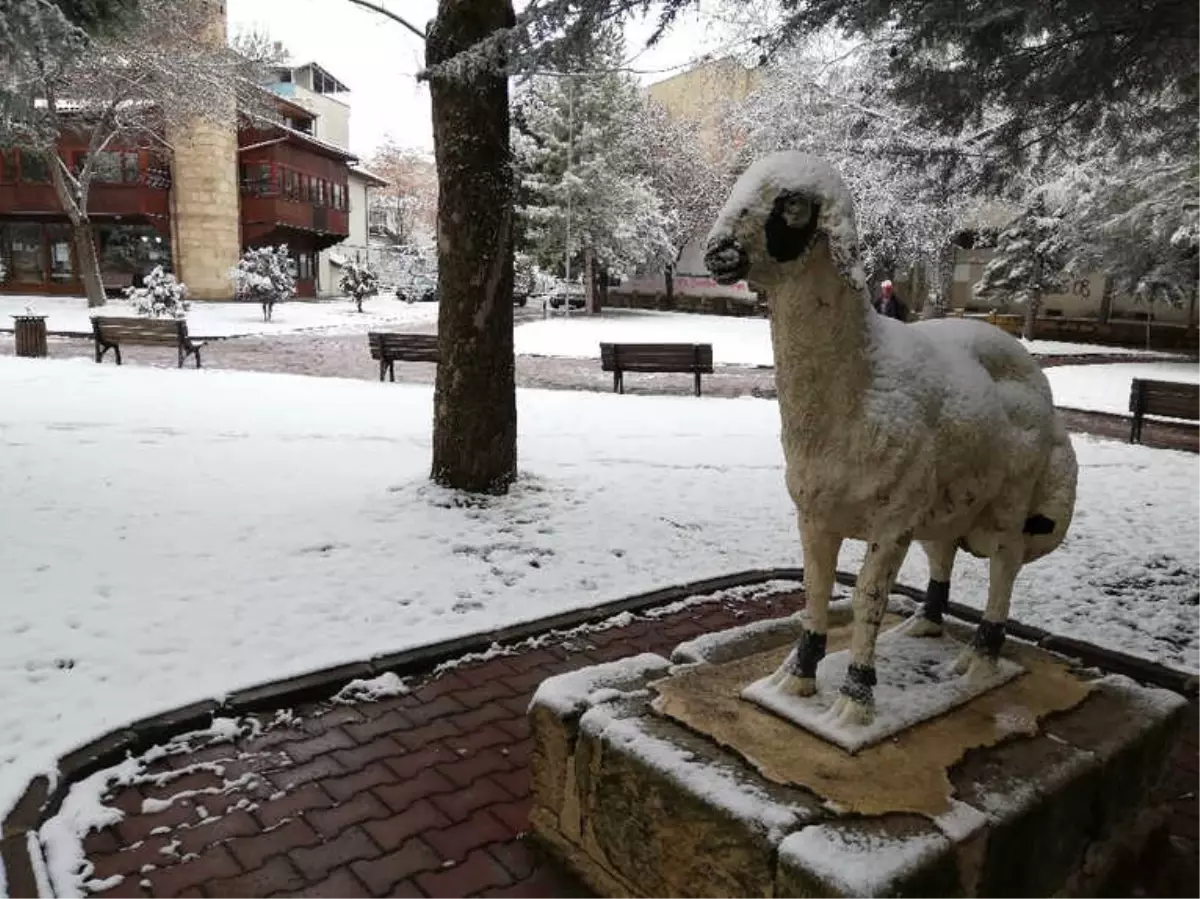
563 74 574 317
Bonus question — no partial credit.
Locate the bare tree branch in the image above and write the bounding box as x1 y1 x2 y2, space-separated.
343 0 426 40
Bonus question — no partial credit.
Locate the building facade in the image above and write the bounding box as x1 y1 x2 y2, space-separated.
0 6 384 300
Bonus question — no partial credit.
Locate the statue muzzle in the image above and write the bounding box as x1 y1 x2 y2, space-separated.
705 236 750 285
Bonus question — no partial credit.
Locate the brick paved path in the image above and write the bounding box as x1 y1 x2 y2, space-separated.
71 586 1197 899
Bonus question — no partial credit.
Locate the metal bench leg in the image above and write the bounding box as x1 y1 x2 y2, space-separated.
378 360 387 382
114 346 122 366
389 361 396 382
613 370 620 393
695 371 702 397
95 342 103 363
194 348 202 369
178 345 185 369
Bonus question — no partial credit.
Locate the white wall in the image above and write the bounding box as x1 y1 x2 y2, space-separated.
317 173 376 297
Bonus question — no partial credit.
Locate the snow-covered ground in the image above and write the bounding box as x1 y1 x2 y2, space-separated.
1045 361 1200 417
0 357 1196 822
0 294 439 338
513 309 1189 367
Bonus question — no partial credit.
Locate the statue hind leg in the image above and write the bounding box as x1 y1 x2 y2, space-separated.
767 520 841 697
900 539 956 637
954 538 1021 681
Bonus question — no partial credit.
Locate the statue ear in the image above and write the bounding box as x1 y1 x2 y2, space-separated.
764 192 821 263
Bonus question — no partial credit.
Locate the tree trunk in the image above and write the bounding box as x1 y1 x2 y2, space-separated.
584 247 598 314
49 157 106 307
427 0 517 494
665 263 674 305
598 266 609 309
1022 295 1039 340
73 220 107 308
1098 277 1113 323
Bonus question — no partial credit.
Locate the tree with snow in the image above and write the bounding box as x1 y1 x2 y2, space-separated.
367 140 438 249
1 0 277 307
230 246 295 322
730 41 993 306
124 266 189 318
974 195 1071 339
513 26 675 310
729 0 1197 176
339 260 381 313
1055 154 1199 336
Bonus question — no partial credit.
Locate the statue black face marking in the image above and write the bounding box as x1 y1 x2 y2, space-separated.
765 192 821 263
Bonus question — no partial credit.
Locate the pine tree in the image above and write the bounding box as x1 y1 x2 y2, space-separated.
974 196 1071 339
513 25 674 302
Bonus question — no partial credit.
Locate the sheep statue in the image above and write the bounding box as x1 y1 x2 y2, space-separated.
705 152 1078 728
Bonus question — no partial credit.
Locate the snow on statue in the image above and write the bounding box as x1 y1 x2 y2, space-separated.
705 152 1078 727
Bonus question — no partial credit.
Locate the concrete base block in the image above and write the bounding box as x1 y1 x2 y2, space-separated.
528 614 1188 898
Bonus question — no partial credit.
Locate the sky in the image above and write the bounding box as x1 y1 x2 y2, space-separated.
226 0 746 163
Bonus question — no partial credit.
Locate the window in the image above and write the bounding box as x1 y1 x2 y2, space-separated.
0 149 15 183
307 175 316 203
46 225 73 283
121 152 141 184
294 250 315 281
284 169 297 200
20 152 50 183
4 223 46 283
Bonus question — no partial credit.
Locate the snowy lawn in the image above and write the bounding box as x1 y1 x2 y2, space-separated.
1045 361 1200 417
0 357 1196 820
0 294 439 338
513 309 1189 367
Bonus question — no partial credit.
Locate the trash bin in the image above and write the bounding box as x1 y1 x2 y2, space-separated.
12 315 49 358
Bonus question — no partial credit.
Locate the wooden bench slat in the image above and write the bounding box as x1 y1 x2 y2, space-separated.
91 316 202 369
367 332 440 380
598 342 715 396
1128 377 1199 443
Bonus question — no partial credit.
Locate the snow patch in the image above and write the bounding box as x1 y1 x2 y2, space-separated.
780 820 949 897
531 653 671 717
580 704 801 842
332 672 410 704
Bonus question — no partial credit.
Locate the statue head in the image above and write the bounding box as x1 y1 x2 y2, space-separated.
705 152 862 291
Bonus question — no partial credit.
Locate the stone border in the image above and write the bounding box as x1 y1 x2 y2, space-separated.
2 567 1195 897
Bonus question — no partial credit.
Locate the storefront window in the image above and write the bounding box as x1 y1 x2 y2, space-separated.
46 225 73 282
0 149 16 183
122 152 141 184
6 223 46 283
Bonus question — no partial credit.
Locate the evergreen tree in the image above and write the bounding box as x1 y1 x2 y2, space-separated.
513 26 674 292
728 0 1197 175
974 196 1071 339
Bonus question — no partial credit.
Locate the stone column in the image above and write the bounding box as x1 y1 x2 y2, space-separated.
167 0 240 300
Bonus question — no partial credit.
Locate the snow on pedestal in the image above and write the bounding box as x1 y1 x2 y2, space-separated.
742 624 1025 753
529 609 1189 898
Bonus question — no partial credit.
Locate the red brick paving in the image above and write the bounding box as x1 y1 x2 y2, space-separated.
74 588 1197 898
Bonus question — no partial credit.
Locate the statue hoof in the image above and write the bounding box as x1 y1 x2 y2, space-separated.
828 694 874 727
766 666 817 697
953 648 999 682
899 613 943 638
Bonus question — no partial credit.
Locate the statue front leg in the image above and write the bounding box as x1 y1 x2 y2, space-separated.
768 522 841 696
830 535 912 726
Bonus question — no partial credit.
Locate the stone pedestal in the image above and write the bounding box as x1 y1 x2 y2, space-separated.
529 602 1187 897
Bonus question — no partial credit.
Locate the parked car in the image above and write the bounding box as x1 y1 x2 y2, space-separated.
547 281 586 310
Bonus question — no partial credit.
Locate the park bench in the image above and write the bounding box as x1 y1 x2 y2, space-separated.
1128 378 1199 443
91 317 204 369
600 342 715 397
368 332 439 381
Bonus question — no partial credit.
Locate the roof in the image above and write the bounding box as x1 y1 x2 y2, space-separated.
243 113 360 162
349 165 389 187
274 61 351 94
